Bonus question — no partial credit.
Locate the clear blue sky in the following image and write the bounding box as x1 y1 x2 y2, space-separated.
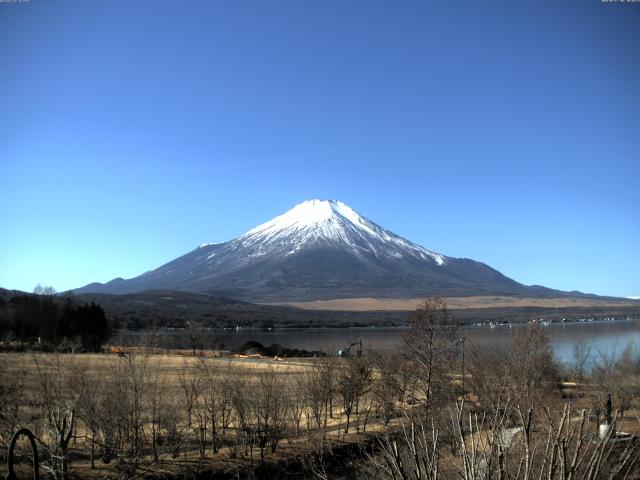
1 0 638 297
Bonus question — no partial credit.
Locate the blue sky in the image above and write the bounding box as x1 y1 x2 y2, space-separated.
1 0 638 297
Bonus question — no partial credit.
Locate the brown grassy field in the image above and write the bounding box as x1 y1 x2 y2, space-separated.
0 351 381 479
274 295 640 311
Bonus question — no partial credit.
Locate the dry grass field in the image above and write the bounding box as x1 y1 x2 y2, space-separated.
275 295 640 311
0 351 386 479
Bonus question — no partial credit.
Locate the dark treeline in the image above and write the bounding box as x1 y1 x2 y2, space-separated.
1 288 639 332
58 290 640 330
0 294 111 351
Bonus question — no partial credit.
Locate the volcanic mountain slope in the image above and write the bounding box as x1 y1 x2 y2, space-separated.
75 199 575 301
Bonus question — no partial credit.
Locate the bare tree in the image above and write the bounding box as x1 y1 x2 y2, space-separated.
506 322 560 409
33 355 76 479
123 349 149 463
287 370 307 438
96 348 150 478
197 358 220 454
178 358 202 427
305 361 334 431
336 356 372 434
371 351 402 425
572 340 592 381
193 382 208 459
147 369 183 462
230 376 255 462
70 362 102 469
254 367 288 460
33 284 56 295
402 297 459 415
466 343 513 416
185 321 207 356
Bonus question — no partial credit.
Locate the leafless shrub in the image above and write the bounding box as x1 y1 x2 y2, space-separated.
370 399 638 480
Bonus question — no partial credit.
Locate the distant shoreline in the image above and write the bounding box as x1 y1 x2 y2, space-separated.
115 316 640 335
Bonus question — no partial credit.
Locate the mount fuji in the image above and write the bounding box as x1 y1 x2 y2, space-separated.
75 199 569 301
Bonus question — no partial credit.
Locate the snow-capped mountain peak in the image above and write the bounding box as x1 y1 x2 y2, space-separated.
238 199 445 265
242 199 378 240
244 199 352 233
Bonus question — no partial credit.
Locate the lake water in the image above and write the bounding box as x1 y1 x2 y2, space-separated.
132 319 640 366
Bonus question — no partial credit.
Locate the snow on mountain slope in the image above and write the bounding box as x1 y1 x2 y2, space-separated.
235 200 445 265
75 199 542 301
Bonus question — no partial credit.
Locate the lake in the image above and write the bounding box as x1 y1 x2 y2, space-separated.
123 319 640 366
